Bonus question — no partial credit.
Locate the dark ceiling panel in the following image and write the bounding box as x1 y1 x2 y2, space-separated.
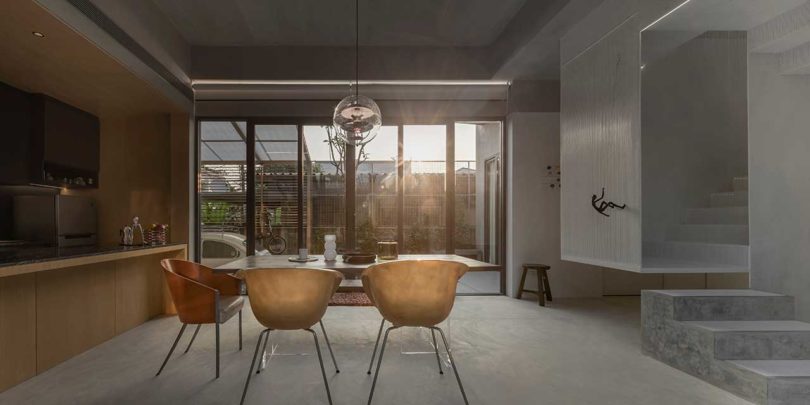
151 0 528 47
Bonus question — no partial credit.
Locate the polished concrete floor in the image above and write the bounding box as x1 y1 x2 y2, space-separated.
0 296 752 405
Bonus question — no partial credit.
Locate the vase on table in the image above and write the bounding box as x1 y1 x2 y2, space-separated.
324 234 337 261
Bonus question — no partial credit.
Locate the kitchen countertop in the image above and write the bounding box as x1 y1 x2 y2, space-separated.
0 243 187 277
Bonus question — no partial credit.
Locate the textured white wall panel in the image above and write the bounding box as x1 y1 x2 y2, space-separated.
560 16 642 271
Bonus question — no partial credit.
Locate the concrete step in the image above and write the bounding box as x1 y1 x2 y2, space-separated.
685 206 748 225
643 241 749 267
733 177 748 192
685 320 810 360
643 290 795 322
668 224 749 245
727 360 810 405
643 291 806 404
709 191 748 208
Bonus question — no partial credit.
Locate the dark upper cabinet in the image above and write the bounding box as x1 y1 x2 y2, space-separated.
0 81 33 185
0 82 99 188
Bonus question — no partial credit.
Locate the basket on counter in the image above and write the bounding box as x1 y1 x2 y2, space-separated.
144 224 169 245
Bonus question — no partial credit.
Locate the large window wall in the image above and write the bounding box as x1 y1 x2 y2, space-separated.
197 118 504 293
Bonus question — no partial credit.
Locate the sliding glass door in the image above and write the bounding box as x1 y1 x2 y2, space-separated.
254 125 300 255
454 122 503 293
403 125 447 254
196 118 505 292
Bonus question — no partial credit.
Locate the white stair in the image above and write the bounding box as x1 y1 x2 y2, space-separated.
748 2 810 76
644 241 749 267
668 224 749 245
643 176 750 273
685 206 748 225
710 191 748 207
732 176 748 192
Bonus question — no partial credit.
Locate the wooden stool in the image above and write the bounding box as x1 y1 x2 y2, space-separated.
517 264 552 306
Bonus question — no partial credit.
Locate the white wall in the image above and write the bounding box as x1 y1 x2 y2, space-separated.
507 112 604 298
749 53 810 321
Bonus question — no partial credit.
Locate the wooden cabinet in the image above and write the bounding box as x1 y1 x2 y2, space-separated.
0 245 186 389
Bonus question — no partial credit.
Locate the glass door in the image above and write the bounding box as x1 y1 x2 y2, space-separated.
198 121 248 267
254 124 300 256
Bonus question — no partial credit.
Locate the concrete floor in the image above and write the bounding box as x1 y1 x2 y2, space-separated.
0 296 752 405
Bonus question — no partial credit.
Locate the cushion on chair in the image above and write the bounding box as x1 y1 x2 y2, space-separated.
217 295 244 323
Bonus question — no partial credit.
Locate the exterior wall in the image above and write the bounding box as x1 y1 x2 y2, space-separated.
748 53 810 321
507 112 604 297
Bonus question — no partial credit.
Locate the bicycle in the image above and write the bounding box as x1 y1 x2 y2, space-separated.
258 208 287 255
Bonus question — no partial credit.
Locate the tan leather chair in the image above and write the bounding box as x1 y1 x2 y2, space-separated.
239 268 343 405
362 260 469 405
157 259 244 379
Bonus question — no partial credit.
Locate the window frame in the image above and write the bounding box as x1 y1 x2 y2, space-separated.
194 115 507 294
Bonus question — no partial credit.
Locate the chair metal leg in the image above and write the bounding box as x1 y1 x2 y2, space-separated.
434 327 469 405
367 319 385 375
183 324 201 354
368 326 397 405
156 323 187 376
307 329 334 405
256 330 271 374
430 328 444 374
238 310 243 350
319 320 340 373
215 322 220 379
240 329 269 405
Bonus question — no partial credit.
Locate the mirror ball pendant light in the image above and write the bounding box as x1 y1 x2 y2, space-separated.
333 0 381 146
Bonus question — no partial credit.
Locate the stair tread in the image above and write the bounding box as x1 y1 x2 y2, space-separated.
683 320 810 332
648 289 784 297
653 240 750 248
641 257 749 273
729 360 810 378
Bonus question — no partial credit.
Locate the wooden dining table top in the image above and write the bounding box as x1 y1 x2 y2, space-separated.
215 254 501 278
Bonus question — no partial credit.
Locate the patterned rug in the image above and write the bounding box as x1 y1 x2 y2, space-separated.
329 292 373 306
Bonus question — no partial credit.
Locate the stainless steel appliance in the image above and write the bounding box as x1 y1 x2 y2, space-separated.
13 195 97 247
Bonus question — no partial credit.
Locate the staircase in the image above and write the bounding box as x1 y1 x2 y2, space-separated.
749 1 810 76
643 177 750 273
642 290 810 404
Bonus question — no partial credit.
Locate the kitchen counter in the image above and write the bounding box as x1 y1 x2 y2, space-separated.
0 243 187 277
0 242 186 391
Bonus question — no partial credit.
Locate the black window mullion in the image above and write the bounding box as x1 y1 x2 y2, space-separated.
297 124 305 250
396 125 404 247
345 143 357 251
446 122 455 254
245 120 256 256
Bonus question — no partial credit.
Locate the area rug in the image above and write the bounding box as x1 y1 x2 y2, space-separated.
329 292 372 306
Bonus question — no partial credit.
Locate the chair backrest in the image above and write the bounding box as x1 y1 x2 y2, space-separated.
160 259 217 324
161 259 240 295
362 260 468 327
242 268 343 330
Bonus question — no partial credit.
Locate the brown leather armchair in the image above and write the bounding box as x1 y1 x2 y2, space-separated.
157 259 244 379
239 268 343 405
362 260 469 405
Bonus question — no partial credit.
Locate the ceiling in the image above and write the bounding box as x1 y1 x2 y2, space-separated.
648 0 805 32
0 0 183 117
149 0 528 47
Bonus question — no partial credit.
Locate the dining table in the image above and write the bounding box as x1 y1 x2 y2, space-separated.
215 253 503 292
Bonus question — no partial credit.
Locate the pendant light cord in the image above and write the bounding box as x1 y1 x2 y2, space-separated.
355 0 359 97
